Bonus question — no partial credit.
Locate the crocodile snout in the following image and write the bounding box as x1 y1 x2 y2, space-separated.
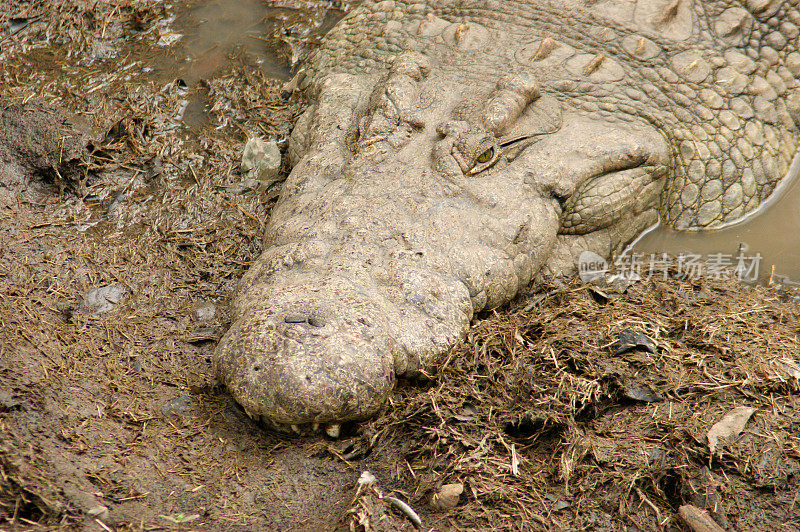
214 275 396 428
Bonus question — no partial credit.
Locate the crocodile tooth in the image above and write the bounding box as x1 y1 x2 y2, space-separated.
325 423 341 438
291 424 301 434
244 408 254 420
312 422 320 432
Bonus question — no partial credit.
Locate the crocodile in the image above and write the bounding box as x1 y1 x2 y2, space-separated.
214 0 800 435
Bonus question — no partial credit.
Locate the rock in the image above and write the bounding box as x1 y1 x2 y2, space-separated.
191 302 216 322
707 406 757 455
186 326 222 344
678 504 727 532
241 137 281 187
429 483 463 510
621 381 664 403
612 329 657 355
82 285 126 314
160 395 192 416
358 470 376 486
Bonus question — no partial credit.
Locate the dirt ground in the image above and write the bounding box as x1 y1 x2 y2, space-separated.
2 1 800 531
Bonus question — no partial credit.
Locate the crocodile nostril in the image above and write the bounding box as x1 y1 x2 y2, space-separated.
284 315 308 324
307 315 326 327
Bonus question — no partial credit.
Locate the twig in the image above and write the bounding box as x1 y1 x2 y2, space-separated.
382 496 422 528
0 14 44 45
635 487 663 527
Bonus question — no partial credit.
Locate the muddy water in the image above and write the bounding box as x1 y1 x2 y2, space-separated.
174 0 350 82
631 153 800 286
176 0 290 81
173 0 800 288
166 0 350 127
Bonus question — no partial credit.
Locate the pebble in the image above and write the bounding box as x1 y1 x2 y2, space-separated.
83 285 126 314
241 137 282 187
191 302 216 322
622 382 664 403
429 483 463 510
612 329 657 355
87 505 110 521
160 395 192 416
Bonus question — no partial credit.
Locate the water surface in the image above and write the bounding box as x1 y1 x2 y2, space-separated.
632 153 800 286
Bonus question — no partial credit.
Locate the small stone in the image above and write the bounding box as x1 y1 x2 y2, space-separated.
241 137 282 186
612 329 656 355
429 483 463 510
622 382 664 403
83 285 126 315
191 302 216 322
161 395 192 416
325 423 341 438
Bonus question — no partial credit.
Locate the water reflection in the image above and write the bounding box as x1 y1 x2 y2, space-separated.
176 0 289 81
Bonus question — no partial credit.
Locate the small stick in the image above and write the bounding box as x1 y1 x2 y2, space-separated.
383 496 422 528
635 487 662 526
678 504 726 532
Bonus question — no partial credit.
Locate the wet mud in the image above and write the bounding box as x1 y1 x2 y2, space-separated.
2 1 800 531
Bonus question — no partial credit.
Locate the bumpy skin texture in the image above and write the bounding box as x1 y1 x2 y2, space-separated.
214 0 800 429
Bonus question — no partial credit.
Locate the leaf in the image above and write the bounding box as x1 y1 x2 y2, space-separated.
160 513 201 524
707 406 757 455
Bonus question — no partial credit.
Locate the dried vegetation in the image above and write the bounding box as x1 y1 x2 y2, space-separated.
357 277 800 530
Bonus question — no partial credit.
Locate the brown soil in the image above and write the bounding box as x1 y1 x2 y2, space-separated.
2 1 800 531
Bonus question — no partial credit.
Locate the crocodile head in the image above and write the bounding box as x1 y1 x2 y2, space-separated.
214 0 800 431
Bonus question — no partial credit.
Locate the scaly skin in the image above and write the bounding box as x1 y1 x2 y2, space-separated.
214 0 800 431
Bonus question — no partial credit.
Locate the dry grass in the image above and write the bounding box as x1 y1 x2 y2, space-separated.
357 277 800 529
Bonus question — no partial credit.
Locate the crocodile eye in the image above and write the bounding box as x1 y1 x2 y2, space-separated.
446 127 502 175
466 144 501 175
476 148 494 164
